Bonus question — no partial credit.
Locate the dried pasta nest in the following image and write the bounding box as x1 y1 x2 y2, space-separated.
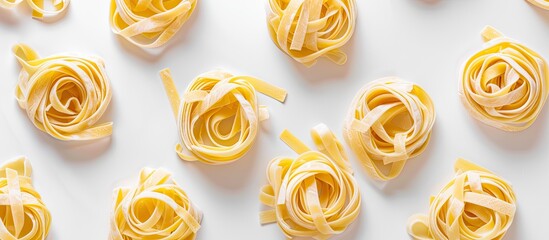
343 77 435 181
407 159 516 240
160 69 287 165
110 168 202 240
12 44 113 141
266 0 357 66
109 0 198 48
0 156 51 240
260 124 361 239
0 0 70 19
459 26 549 131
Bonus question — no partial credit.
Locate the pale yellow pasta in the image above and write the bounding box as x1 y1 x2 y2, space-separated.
12 44 113 141
460 26 549 131
267 0 356 66
0 156 51 240
260 124 361 240
343 77 435 181
160 69 287 165
110 167 202 240
407 159 516 240
109 0 198 48
526 0 549 9
0 0 69 19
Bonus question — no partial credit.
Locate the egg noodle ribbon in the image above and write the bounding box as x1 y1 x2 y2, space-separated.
109 0 198 48
259 124 361 240
12 44 113 141
526 0 549 9
160 69 287 165
110 167 202 240
0 0 69 19
343 77 435 181
0 156 51 240
459 25 549 131
267 0 356 66
407 158 516 240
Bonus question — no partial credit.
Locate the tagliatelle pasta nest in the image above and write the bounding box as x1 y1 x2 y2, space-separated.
0 0 70 19
12 44 113 141
160 69 287 165
110 167 202 240
260 124 361 239
0 156 51 240
343 77 435 181
407 159 516 240
109 0 198 48
459 26 549 131
267 0 356 66
526 0 549 9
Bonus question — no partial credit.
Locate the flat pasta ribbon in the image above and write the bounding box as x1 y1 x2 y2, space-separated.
0 0 69 19
110 167 202 240
459 26 549 131
526 0 549 9
407 159 516 240
260 124 361 240
12 44 113 141
267 0 356 66
343 77 435 181
109 0 198 48
0 156 51 240
160 68 287 165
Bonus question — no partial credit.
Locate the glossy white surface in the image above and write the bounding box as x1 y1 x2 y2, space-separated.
1 0 549 239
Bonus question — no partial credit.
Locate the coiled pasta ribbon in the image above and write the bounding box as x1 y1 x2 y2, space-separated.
259 124 361 240
12 44 113 141
160 69 287 165
109 0 198 48
267 0 356 66
407 159 516 240
110 168 202 240
0 0 69 19
343 77 435 181
0 156 51 240
459 26 549 131
526 0 549 9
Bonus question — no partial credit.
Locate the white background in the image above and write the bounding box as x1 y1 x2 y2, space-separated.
1 0 549 239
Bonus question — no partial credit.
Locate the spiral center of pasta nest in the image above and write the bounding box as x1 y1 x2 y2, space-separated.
193 95 253 147
290 171 343 214
50 79 85 111
132 199 178 229
367 93 415 136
